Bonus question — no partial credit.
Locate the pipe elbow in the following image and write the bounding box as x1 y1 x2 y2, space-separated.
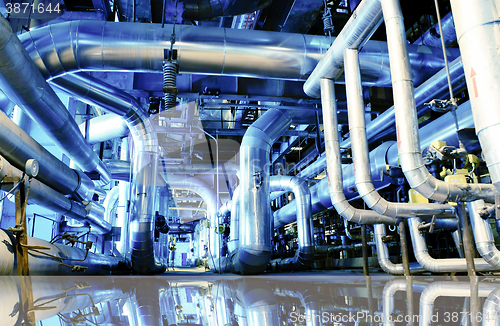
232 246 271 274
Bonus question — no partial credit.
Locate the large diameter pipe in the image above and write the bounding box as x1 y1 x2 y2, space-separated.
320 78 397 225
269 175 314 266
382 0 498 203
450 0 500 194
0 108 94 201
0 229 122 275
413 11 456 48
303 0 384 97
345 48 454 218
0 16 110 185
79 114 129 145
233 109 292 274
21 20 457 87
227 186 240 254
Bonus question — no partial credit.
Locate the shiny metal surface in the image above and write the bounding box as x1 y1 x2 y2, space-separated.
20 20 456 86
374 224 424 275
52 72 161 274
407 217 495 272
116 138 130 258
105 159 132 181
0 107 94 201
183 0 271 20
0 89 15 116
233 109 292 274
0 16 110 185
320 78 397 225
269 175 314 266
78 113 129 145
382 0 498 203
104 186 120 224
0 229 123 275
483 287 500 326
86 201 113 234
227 186 240 254
413 11 456 47
469 200 500 268
12 106 31 133
450 0 500 194
345 48 454 218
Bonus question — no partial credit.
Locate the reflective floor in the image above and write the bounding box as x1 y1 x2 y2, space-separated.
3 271 500 325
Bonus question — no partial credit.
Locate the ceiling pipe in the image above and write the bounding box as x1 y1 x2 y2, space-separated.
303 0 383 98
79 114 129 145
0 108 94 201
382 0 498 203
450 0 500 195
374 224 425 275
0 16 111 186
407 217 495 272
182 0 272 20
0 229 123 275
345 48 455 218
269 175 314 267
413 11 456 48
469 200 500 269
20 20 456 87
320 78 397 225
51 73 162 274
232 109 292 274
0 155 111 234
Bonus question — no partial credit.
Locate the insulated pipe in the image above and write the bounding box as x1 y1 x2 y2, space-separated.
413 11 456 48
450 0 500 195
182 0 272 20
345 48 454 218
407 217 495 272
0 155 111 234
382 0 498 203
0 229 122 275
227 186 240 254
269 175 314 266
20 21 457 87
0 108 94 201
51 73 161 274
105 159 132 181
320 78 397 225
373 224 425 275
103 186 120 224
469 200 500 269
303 0 383 97
79 114 129 145
0 16 110 185
232 109 292 274
483 286 500 326
12 106 31 133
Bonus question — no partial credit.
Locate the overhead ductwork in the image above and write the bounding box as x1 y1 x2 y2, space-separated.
20 20 457 87
182 0 272 20
51 73 161 274
269 175 314 267
450 0 500 195
0 229 122 275
413 11 456 48
320 78 397 225
382 0 498 203
79 114 129 145
0 16 110 186
345 48 454 218
232 109 292 274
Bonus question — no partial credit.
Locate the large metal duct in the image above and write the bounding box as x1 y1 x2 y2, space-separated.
0 16 110 185
269 175 314 266
20 20 457 87
51 73 161 274
320 78 397 225
0 108 94 201
79 114 129 145
303 0 383 97
103 186 120 224
413 11 456 48
0 229 122 275
469 200 500 269
12 106 31 133
407 217 495 272
232 109 292 274
450 0 500 195
374 224 424 275
0 155 111 234
382 0 498 203
183 0 272 20
345 48 454 218
483 287 500 326
0 89 15 116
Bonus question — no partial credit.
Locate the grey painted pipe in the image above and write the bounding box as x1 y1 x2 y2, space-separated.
270 175 314 266
0 229 122 275
79 114 129 145
0 16 110 185
320 77 397 225
469 200 500 269
450 0 500 195
383 0 498 203
51 72 162 274
20 20 457 87
345 48 454 218
232 109 292 274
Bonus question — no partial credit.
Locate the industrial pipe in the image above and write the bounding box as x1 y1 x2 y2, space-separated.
469 200 500 269
182 0 272 20
382 0 498 203
227 186 240 254
79 114 129 145
320 78 397 225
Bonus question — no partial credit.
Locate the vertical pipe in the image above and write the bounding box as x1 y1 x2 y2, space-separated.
458 202 476 276
362 224 369 276
399 219 411 276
